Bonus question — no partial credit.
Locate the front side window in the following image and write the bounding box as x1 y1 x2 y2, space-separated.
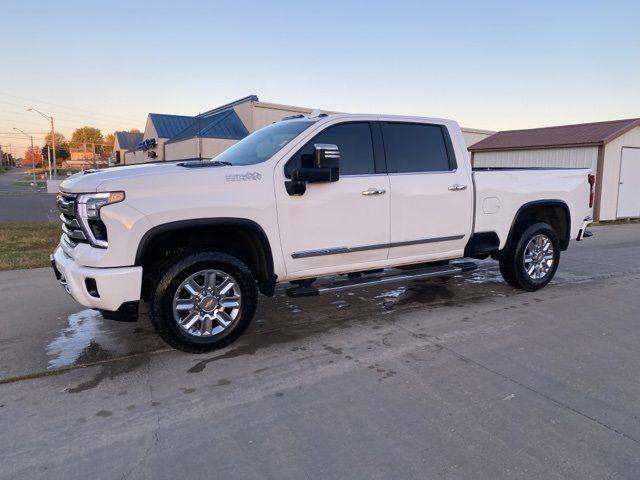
212 120 314 166
285 122 375 177
381 122 454 173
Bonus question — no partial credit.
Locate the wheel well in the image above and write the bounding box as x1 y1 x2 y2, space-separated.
137 219 276 298
507 201 571 251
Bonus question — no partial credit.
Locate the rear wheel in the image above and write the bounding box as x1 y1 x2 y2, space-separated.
150 251 258 353
499 222 560 291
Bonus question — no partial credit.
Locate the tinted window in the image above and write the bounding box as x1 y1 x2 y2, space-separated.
285 122 375 177
382 123 453 173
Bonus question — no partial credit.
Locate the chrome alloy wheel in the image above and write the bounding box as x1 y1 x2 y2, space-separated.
172 269 242 337
523 234 555 280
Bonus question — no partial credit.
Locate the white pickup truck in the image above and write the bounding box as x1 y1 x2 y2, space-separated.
52 113 595 352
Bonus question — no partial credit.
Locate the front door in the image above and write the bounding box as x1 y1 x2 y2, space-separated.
275 121 390 278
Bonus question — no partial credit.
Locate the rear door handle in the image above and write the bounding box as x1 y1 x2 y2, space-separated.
448 184 467 191
362 188 386 196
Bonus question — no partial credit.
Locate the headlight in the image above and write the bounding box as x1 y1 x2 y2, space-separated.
76 191 125 248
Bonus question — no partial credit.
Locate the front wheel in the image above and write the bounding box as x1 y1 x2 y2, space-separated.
150 251 258 353
499 222 560 291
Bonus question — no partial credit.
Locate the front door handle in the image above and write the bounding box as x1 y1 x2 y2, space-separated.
448 184 467 191
362 188 386 196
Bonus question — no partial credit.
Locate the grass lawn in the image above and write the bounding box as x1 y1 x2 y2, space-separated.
0 223 60 270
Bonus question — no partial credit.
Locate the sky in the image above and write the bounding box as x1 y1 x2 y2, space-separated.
1 0 639 157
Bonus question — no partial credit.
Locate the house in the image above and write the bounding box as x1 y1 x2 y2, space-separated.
113 131 143 164
469 119 640 221
124 113 195 164
123 93 495 167
123 95 321 165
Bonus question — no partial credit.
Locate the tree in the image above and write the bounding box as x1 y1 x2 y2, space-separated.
24 146 43 168
70 126 105 153
129 128 141 133
44 131 67 148
0 150 12 166
104 133 115 150
43 131 70 162
40 143 69 161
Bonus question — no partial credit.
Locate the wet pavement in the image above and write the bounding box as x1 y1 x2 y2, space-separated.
1 224 640 479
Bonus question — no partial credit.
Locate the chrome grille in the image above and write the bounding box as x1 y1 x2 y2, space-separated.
56 192 87 247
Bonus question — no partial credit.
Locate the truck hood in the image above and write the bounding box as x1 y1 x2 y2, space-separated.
60 162 192 193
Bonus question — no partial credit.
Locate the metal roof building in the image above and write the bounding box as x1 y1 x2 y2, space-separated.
123 95 322 164
147 113 195 139
122 93 494 168
469 119 640 221
113 131 143 165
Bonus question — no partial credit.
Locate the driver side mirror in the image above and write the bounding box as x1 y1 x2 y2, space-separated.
285 144 340 196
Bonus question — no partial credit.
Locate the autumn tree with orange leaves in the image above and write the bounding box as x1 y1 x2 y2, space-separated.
24 146 43 168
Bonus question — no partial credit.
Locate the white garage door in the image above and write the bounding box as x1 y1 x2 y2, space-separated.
617 147 640 218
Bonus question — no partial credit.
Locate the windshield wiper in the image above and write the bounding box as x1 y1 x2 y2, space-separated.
210 161 232 166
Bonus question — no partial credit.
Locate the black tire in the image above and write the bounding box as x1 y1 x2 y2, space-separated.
498 222 560 291
150 251 258 353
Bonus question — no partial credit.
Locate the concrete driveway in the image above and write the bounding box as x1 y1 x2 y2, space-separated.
1 224 640 479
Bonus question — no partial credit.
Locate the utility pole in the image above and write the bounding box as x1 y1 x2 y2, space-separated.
13 128 36 185
27 108 57 178
51 116 57 178
46 145 52 179
30 137 35 184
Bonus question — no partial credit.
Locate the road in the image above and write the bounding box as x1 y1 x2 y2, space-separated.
0 168 58 222
1 224 640 479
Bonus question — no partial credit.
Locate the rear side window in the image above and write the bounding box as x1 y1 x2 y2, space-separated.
381 122 455 173
285 122 375 177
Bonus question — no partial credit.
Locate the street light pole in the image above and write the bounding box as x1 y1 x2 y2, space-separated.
13 127 36 185
28 108 57 179
51 116 57 179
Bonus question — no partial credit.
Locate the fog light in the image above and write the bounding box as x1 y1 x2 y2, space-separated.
85 278 100 297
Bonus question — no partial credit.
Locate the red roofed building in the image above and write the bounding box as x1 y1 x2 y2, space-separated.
469 119 640 221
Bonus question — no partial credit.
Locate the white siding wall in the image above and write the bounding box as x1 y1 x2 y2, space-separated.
473 147 598 170
124 138 168 165
143 117 158 140
233 102 255 131
252 103 314 130
599 126 640 220
202 138 238 158
164 139 197 160
164 138 238 161
461 129 494 148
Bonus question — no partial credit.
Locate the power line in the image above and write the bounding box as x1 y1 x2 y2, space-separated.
0 106 139 129
0 131 48 134
0 92 143 124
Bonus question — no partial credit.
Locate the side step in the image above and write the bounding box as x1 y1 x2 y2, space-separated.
286 261 477 298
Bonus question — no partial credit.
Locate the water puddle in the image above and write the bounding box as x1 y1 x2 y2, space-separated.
46 309 113 369
45 308 163 370
375 286 408 299
465 266 503 284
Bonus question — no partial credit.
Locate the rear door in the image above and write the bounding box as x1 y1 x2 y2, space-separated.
381 121 473 261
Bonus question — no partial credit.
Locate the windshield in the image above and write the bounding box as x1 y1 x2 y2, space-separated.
212 120 315 166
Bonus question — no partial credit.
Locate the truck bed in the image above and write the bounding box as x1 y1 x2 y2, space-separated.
472 167 593 249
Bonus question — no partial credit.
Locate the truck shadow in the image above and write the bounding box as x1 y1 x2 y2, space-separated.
46 264 514 374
